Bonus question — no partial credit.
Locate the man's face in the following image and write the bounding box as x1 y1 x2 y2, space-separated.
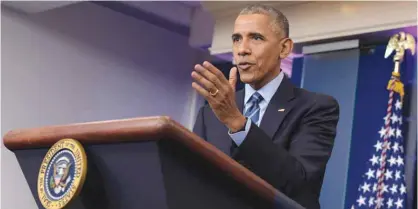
232 14 291 89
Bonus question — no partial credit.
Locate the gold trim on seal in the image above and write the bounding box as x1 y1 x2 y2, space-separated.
37 138 87 209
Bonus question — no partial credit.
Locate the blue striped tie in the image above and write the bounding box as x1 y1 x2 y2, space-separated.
244 92 264 125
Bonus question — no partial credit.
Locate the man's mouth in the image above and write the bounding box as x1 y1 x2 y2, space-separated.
237 62 254 70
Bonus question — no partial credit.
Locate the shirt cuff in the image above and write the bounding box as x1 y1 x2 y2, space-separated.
228 118 252 146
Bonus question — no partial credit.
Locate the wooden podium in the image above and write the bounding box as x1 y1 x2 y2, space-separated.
3 116 304 209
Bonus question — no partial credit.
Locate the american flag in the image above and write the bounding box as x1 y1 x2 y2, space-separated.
350 89 407 209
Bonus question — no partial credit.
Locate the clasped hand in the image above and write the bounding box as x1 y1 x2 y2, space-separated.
191 61 246 133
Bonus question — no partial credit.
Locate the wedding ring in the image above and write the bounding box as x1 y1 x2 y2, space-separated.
209 88 219 96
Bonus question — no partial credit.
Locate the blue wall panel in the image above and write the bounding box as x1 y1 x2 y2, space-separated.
301 49 360 209
290 57 304 87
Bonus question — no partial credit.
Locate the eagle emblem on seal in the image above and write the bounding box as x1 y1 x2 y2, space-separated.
49 156 73 194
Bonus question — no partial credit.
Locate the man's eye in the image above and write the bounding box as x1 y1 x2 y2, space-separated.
253 36 263 40
232 37 240 42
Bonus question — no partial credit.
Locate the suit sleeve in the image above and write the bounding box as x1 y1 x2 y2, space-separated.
232 96 340 198
192 106 207 140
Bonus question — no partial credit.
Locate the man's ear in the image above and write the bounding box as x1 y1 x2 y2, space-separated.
279 38 294 59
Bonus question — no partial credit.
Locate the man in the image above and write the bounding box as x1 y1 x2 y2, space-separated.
191 4 339 209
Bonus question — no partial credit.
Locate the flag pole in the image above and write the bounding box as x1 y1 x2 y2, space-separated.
374 31 416 209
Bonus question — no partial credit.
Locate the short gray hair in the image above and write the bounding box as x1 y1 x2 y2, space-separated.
239 4 289 37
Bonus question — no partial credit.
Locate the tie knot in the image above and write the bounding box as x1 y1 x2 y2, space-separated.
248 92 263 105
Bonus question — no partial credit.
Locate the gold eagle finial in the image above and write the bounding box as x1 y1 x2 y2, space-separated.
384 31 416 101
385 32 416 64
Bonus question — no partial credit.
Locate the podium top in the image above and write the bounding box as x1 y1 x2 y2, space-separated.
4 116 178 150
3 116 304 208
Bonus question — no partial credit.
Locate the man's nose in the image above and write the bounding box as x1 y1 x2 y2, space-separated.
237 40 251 56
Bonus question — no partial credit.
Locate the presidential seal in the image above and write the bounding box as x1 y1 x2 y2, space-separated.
37 138 87 209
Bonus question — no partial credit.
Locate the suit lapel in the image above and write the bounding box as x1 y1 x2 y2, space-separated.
235 88 245 114
259 76 296 139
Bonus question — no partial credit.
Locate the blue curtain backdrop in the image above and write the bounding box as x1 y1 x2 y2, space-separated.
344 44 417 209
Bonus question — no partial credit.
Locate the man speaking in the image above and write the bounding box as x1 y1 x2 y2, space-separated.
191 4 340 209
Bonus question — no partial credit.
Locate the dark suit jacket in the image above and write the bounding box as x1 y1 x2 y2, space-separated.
193 76 340 209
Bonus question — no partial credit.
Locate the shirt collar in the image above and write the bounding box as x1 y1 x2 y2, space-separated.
244 71 284 105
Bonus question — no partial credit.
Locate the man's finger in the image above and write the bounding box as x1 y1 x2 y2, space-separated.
229 67 238 91
202 61 228 82
191 71 217 93
192 82 210 99
194 64 222 88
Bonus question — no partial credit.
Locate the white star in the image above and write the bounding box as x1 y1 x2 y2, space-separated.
385 170 393 180
370 155 379 166
395 100 402 110
398 116 403 125
357 195 366 206
361 182 371 193
396 156 404 166
391 114 399 124
374 141 383 152
389 127 395 137
376 197 385 208
392 142 400 153
389 156 397 167
387 198 394 208
396 128 402 138
379 127 387 138
400 184 406 195
378 183 389 194
390 184 398 194
350 205 355 209
395 170 401 180
395 198 403 209
373 183 377 192
365 169 375 179
400 146 404 153
369 197 375 207
383 183 389 194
